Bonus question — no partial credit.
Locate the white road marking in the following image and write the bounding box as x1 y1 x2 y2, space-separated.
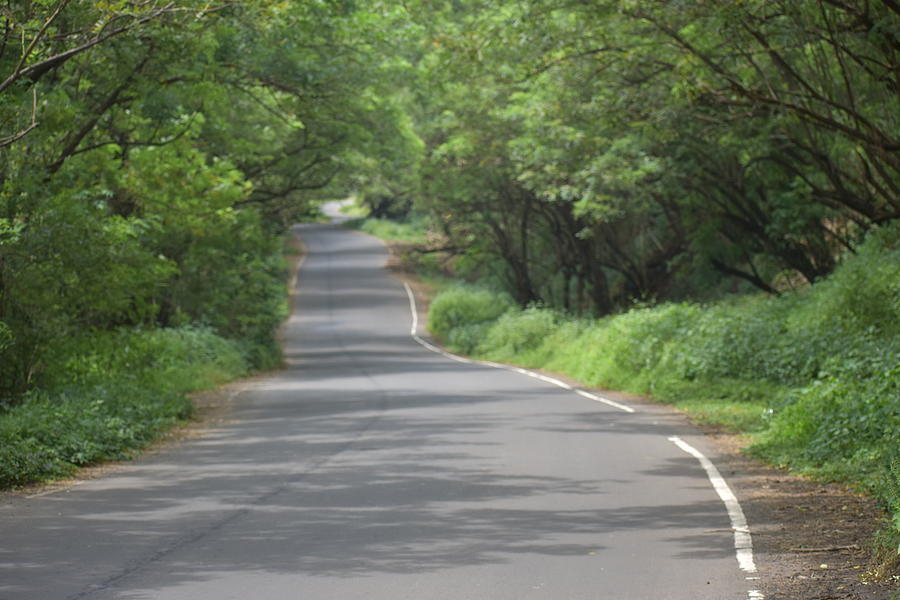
401 283 762 595
402 283 635 413
574 389 635 413
668 436 759 578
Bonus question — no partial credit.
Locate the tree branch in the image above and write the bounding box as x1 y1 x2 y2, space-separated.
0 2 177 95
0 0 72 94
0 87 39 148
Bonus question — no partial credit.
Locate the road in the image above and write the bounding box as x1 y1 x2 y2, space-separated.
0 220 760 599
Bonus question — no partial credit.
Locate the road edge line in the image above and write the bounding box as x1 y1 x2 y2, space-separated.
668 435 764 599
403 281 762 597
402 282 635 414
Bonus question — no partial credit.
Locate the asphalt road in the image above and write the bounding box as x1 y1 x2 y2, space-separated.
0 220 760 599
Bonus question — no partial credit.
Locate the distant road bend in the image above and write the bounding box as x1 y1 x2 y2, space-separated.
0 215 763 599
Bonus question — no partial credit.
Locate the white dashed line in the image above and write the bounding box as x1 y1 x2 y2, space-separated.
402 283 635 413
573 388 635 413
402 282 761 596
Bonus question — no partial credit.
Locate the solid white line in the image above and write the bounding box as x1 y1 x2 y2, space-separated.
574 389 636 413
402 283 635 413
404 281 419 336
668 436 758 576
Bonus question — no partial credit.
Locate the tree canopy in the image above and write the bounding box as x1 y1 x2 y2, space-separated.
1 0 898 398
380 0 898 312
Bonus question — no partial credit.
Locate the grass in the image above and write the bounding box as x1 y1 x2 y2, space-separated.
344 216 431 244
0 326 249 488
336 198 371 217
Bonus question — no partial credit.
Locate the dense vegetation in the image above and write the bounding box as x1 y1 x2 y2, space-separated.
389 0 899 314
0 326 245 486
0 1 404 486
1 0 897 569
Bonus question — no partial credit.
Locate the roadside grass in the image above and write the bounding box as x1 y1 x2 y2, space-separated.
365 217 900 570
344 216 459 291
0 326 248 488
0 239 295 490
336 198 371 217
344 216 430 244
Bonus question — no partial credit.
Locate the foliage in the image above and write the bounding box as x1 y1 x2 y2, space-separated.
481 307 560 361
0 0 410 485
37 326 246 393
884 458 900 559
0 325 246 488
375 0 900 315
345 216 431 245
427 285 514 354
0 384 191 487
0 0 408 398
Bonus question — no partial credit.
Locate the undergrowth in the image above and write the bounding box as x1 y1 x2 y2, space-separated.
0 326 249 488
0 224 294 490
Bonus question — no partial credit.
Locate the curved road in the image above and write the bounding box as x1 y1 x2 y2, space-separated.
0 221 760 599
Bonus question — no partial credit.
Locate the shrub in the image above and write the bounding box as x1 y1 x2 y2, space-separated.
887 459 900 556
0 383 193 488
427 285 513 351
0 322 12 353
345 216 430 244
751 363 900 481
0 325 248 488
37 326 247 393
481 307 560 358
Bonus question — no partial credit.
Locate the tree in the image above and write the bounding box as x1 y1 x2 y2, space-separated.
0 0 417 397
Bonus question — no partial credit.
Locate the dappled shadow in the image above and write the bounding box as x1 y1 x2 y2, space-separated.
0 223 746 599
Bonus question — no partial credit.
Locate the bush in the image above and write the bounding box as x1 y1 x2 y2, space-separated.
886 459 900 556
0 325 248 488
37 326 247 393
0 383 193 488
427 285 513 352
481 307 560 359
0 322 12 354
345 216 430 244
162 210 289 371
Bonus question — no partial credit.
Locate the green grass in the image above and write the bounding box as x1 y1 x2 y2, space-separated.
344 216 431 244
0 325 250 488
336 198 371 217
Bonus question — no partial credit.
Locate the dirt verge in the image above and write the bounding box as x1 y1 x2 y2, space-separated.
706 428 898 599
